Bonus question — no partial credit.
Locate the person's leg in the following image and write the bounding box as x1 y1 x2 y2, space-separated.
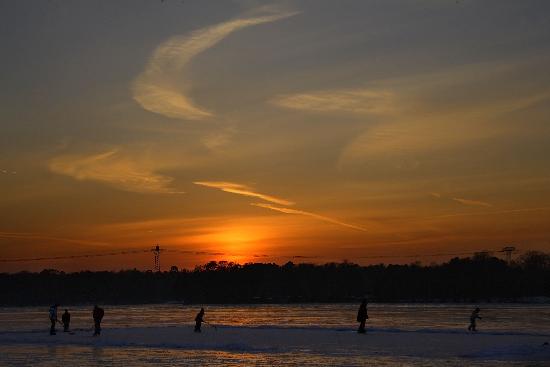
50 319 56 335
358 319 366 333
94 320 99 335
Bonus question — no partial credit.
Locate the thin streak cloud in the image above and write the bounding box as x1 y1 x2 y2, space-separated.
431 192 492 207
452 198 492 207
251 203 367 232
49 150 183 194
133 8 298 120
428 206 550 220
194 181 294 206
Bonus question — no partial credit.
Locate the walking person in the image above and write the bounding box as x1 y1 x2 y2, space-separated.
92 305 104 336
49 304 59 335
62 309 71 332
357 299 368 334
194 308 205 333
468 307 482 332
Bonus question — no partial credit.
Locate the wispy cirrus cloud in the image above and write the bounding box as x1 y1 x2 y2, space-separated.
452 198 493 207
346 65 550 163
49 150 183 194
272 89 393 115
201 130 234 150
251 203 367 232
194 181 366 232
133 7 299 120
194 181 294 206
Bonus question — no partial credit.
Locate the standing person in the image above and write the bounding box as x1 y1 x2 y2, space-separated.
468 307 482 332
92 305 104 336
194 308 205 333
62 309 71 332
357 299 368 334
49 304 59 335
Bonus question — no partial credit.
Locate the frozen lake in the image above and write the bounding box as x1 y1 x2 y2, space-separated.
0 303 549 366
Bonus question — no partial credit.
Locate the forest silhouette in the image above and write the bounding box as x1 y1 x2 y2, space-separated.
1 251 548 306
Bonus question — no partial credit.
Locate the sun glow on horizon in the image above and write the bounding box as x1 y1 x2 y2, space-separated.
178 223 275 264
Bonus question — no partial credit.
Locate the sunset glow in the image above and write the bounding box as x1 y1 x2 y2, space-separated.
1 0 550 272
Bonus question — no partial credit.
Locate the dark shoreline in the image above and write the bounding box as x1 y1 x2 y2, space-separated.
2 299 550 308
2 252 549 307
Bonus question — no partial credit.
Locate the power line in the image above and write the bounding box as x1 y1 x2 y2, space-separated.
358 250 502 260
0 248 151 263
0 247 227 263
0 247 521 263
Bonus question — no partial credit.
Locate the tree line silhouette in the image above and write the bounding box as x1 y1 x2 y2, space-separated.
1 251 548 306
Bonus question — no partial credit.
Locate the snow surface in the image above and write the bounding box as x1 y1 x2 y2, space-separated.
1 326 549 362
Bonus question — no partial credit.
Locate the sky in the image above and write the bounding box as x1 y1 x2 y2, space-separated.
1 0 550 272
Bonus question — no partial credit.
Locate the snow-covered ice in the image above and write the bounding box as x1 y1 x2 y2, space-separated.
1 325 548 362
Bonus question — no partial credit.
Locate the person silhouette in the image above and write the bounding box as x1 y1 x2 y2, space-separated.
48 304 59 335
62 309 71 332
468 307 482 332
194 308 205 333
92 305 104 336
357 299 368 334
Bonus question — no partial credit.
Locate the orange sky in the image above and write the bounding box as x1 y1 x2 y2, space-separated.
1 1 550 272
